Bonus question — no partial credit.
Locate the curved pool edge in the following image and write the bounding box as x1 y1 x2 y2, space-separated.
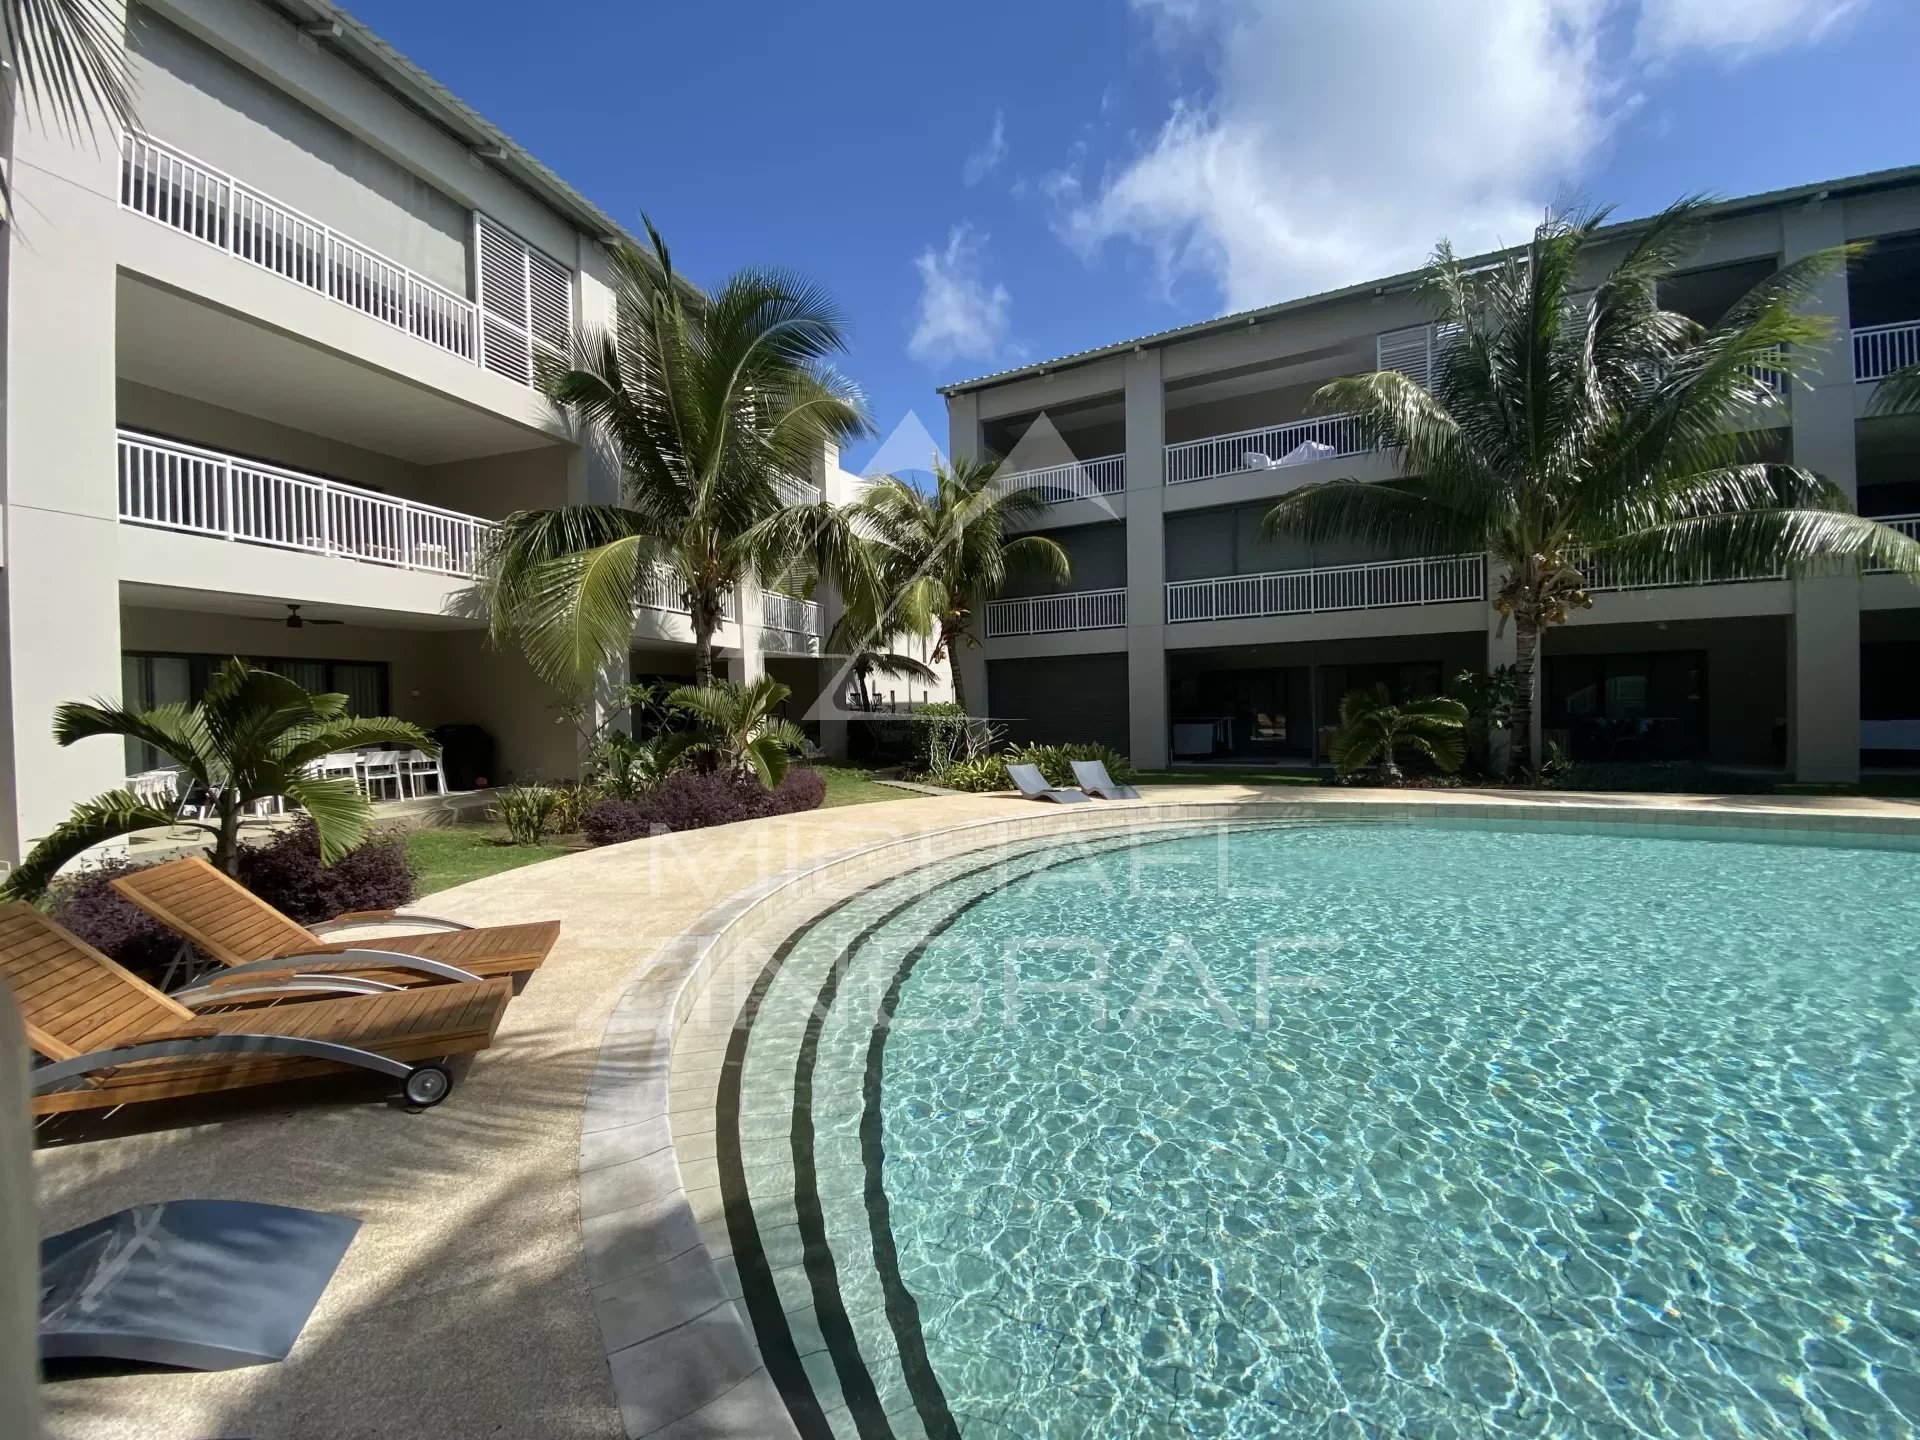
582 791 1920 1438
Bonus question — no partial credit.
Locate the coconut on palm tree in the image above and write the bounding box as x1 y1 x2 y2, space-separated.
1330 685 1469 782
478 224 872 691
1 660 432 901
1263 200 1920 774
660 675 805 787
846 459 1070 713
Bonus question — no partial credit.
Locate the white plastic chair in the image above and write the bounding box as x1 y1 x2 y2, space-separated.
400 748 446 799
313 752 362 785
127 768 181 812
358 749 405 801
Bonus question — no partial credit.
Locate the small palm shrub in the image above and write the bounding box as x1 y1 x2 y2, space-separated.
1329 686 1469 782
548 785 588 835
493 784 563 844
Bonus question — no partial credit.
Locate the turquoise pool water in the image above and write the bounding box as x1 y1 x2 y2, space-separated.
727 820 1920 1438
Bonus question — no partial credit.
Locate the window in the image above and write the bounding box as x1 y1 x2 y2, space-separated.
121 652 391 775
1545 651 1707 762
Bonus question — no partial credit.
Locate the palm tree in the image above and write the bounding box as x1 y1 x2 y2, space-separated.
821 612 940 712
1263 200 1920 773
1 0 136 220
478 225 872 691
0 660 432 901
847 459 1070 713
1330 684 1469 782
660 675 805 788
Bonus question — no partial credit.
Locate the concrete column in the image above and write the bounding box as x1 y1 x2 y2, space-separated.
0 103 130 860
727 579 765 687
1782 201 1862 782
947 392 984 466
1123 350 1169 768
813 443 850 757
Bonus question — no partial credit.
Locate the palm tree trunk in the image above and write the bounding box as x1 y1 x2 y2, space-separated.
213 796 243 877
1512 612 1541 776
693 629 714 689
944 626 967 714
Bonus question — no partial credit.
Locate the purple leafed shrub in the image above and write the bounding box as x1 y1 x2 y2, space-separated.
47 820 414 983
47 858 180 985
582 766 827 847
236 818 414 925
581 797 659 847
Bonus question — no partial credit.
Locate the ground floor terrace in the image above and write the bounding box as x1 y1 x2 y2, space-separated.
26 785 1920 1438
0 577 846 864
976 591 1920 779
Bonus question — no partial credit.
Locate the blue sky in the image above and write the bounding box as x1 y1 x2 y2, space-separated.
351 0 1919 473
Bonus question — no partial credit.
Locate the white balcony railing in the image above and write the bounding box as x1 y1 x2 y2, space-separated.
762 591 820 635
1580 551 1783 593
984 588 1127 637
637 566 738 622
1166 554 1484 623
1000 454 1127 503
1854 321 1920 383
1165 413 1367 486
117 431 490 577
120 133 547 379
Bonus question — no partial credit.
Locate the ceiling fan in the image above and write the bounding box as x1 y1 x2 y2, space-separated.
274 604 345 630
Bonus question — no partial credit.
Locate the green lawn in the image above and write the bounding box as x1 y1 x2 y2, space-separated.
815 764 915 807
405 768 909 896
406 823 578 897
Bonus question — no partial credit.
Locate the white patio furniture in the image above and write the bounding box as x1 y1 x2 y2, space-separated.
127 768 182 812
358 749 405 801
400 748 446 798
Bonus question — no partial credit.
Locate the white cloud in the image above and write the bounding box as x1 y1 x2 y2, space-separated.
908 225 1012 365
1061 0 1863 313
1635 0 1867 61
963 111 1008 186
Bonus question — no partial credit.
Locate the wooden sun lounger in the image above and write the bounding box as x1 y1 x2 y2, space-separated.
111 857 559 995
1 904 509 1114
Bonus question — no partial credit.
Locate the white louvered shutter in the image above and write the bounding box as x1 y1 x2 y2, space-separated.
475 215 573 385
1376 324 1435 387
1376 322 1461 390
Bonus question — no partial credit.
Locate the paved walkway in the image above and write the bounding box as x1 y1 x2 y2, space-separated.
32 784 1920 1438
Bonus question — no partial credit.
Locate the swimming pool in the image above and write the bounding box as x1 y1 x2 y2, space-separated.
719 818 1920 1437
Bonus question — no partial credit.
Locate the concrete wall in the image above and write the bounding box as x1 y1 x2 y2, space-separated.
1001 523 1127 599
1164 501 1407 580
130 8 471 292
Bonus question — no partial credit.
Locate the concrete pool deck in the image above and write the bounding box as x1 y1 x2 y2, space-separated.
31 783 1920 1439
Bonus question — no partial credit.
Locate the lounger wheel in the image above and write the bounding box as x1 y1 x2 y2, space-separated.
403 1063 452 1108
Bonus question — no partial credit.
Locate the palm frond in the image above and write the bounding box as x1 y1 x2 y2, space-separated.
1 790 191 902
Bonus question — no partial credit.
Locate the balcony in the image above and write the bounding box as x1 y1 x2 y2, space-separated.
117 431 490 576
1854 321 1920 382
761 591 822 653
120 134 567 389
999 454 1127 503
1164 414 1367 486
985 588 1127 637
1166 554 1484 623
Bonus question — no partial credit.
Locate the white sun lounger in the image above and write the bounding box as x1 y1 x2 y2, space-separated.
1070 759 1141 800
1007 762 1089 803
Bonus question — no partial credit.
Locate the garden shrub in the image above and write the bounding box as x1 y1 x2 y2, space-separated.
237 818 414 924
930 743 1133 793
47 858 180 985
581 767 827 846
493 784 563 844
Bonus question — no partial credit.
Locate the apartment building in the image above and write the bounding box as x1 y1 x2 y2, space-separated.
0 0 864 863
943 169 1920 781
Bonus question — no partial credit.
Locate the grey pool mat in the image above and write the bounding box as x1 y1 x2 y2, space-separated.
41 1198 360 1371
